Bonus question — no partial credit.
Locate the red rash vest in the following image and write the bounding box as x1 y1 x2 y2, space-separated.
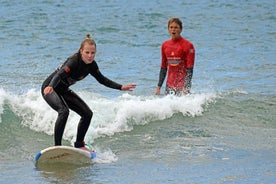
161 37 195 89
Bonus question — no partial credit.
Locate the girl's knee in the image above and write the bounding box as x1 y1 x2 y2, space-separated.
86 109 93 119
58 108 69 117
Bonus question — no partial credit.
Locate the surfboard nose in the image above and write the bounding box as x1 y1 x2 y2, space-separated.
90 152 96 159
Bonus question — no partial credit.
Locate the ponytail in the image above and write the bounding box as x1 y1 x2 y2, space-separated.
78 34 96 53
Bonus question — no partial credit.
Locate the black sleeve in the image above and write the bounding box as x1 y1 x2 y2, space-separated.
48 59 75 88
157 68 167 87
48 71 62 88
184 68 193 92
92 69 122 90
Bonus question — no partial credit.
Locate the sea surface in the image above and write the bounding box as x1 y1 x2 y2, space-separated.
0 0 275 183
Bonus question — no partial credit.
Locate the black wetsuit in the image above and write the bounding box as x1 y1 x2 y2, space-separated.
41 53 122 147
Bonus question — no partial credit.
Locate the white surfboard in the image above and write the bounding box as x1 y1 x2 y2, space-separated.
34 146 96 167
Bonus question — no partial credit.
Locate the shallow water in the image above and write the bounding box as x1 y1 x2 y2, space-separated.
0 0 275 183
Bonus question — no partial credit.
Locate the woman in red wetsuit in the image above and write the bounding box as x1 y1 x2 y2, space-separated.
41 34 136 151
155 18 195 96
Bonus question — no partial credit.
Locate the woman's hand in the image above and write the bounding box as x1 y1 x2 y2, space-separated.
121 83 137 91
43 86 54 95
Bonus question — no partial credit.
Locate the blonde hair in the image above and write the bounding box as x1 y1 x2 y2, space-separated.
78 34 96 53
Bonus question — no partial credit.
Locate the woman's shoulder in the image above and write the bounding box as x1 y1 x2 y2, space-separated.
67 53 79 61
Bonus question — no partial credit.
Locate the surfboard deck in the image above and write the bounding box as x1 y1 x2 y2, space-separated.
34 146 96 168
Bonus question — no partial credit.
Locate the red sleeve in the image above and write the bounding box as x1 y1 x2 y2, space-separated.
160 42 168 68
186 43 195 68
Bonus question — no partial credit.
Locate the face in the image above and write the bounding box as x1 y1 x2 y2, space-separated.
80 43 96 64
168 22 182 40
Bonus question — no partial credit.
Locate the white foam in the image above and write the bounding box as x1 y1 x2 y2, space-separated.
92 148 118 164
0 88 7 123
1 88 217 144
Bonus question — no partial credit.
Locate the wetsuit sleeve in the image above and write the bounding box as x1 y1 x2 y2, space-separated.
158 42 168 87
157 68 167 87
48 59 75 88
184 68 193 92
184 42 195 92
186 43 195 68
92 68 122 90
160 43 168 68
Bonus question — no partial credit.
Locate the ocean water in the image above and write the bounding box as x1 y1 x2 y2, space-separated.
0 0 275 183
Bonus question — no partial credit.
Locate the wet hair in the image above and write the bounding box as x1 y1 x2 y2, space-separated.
78 34 96 53
168 17 183 30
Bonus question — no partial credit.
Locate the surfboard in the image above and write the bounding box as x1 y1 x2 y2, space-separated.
34 145 96 168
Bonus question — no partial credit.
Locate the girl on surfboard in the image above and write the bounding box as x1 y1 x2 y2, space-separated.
41 34 136 151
